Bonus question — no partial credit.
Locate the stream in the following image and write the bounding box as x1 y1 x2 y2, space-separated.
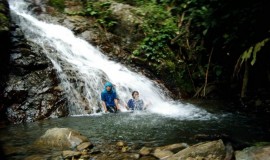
1 105 270 159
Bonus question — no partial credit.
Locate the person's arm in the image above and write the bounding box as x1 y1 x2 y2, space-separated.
124 103 129 110
101 92 108 113
101 101 107 112
122 100 129 110
114 99 121 111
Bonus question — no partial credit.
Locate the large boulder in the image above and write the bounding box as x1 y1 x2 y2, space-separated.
35 128 91 149
98 0 144 53
235 145 270 160
108 1 143 42
168 139 226 160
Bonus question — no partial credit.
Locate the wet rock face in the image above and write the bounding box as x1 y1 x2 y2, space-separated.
27 0 49 14
0 0 11 124
2 24 68 124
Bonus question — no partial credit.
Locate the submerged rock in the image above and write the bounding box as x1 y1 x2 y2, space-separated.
153 149 174 159
62 150 81 159
35 128 90 149
77 142 93 151
139 147 152 156
116 141 126 147
155 143 189 153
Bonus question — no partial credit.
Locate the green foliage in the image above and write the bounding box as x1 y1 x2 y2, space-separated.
132 3 177 70
176 64 196 93
83 1 117 29
133 0 270 97
234 38 269 77
137 4 177 34
157 60 175 74
158 0 215 37
64 10 85 16
48 0 65 11
131 1 208 93
254 142 270 147
113 0 152 6
213 65 222 77
134 33 174 62
0 13 8 31
250 38 269 65
75 0 270 97
0 3 5 12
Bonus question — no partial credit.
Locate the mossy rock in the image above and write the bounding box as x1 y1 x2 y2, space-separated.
0 13 8 30
48 0 65 11
0 3 6 13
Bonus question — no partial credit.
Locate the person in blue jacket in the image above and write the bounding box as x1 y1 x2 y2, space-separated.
127 91 145 111
101 82 121 113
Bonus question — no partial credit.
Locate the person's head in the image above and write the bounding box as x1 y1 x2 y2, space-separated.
104 82 113 92
132 91 139 99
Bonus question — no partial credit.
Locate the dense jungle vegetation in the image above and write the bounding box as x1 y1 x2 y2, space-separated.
50 0 270 111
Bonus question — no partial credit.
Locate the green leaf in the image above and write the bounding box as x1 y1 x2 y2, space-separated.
203 29 208 35
241 46 253 64
90 11 97 16
251 38 269 65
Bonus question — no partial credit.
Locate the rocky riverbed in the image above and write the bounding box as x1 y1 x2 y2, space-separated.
1 127 270 160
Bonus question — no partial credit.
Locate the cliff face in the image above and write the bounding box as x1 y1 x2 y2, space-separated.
3 28 68 124
0 0 68 124
0 0 11 124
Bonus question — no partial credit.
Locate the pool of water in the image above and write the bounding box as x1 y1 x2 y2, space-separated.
1 104 270 159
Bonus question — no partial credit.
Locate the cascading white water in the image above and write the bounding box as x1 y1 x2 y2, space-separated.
9 0 213 119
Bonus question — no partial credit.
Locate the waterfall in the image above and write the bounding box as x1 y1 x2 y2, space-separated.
8 0 212 119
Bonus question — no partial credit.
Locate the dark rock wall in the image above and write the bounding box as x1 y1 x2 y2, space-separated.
0 0 11 125
0 0 69 124
3 24 69 124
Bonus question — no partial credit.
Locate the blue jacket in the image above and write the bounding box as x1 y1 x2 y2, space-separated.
101 82 118 107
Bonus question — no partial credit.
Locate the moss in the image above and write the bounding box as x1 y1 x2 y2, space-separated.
165 60 176 72
48 0 65 11
254 142 270 147
0 13 8 31
0 3 5 13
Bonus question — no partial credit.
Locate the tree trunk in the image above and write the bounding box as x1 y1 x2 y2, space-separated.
241 61 249 98
203 48 214 97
